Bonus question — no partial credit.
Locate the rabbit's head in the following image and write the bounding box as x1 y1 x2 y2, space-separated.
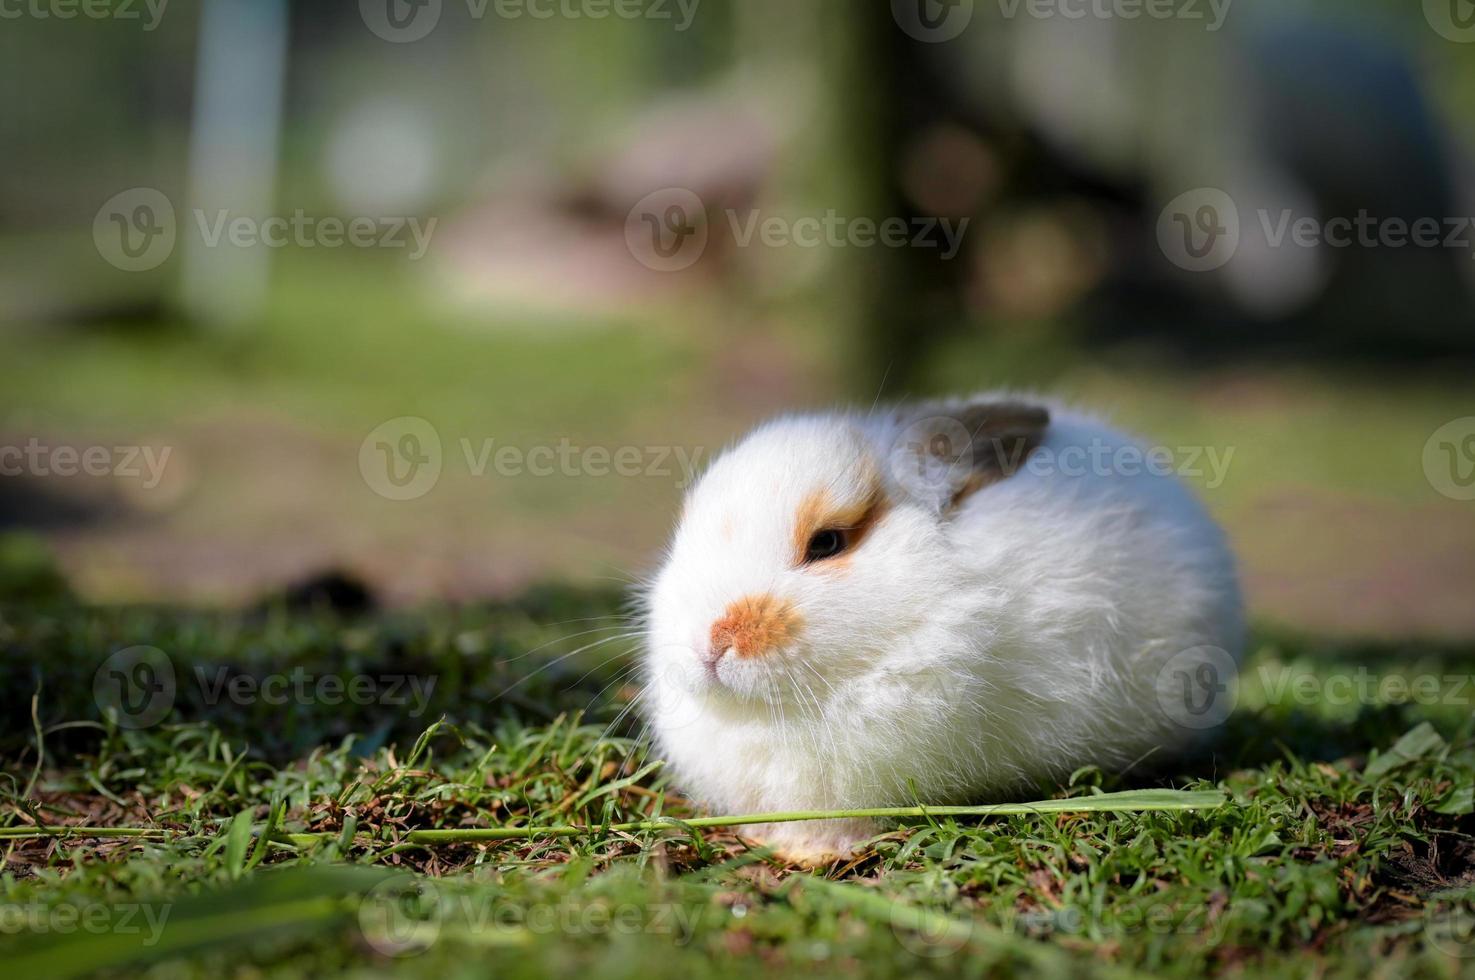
643 398 1050 708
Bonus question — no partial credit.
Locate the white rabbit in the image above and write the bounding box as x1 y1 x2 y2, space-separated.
641 394 1244 864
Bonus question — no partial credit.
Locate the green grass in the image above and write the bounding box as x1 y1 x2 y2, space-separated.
4 591 1475 978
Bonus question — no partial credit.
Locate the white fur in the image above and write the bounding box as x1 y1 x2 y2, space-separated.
642 395 1244 860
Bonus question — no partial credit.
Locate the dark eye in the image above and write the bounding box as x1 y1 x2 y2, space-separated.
804 528 850 563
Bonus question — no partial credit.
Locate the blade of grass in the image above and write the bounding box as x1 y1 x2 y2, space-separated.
0 789 1227 845
405 788 1228 842
224 810 254 879
246 798 285 873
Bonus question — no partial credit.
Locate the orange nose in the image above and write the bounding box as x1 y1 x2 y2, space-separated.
709 593 800 659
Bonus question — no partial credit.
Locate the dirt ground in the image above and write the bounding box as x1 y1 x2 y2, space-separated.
10 390 1473 642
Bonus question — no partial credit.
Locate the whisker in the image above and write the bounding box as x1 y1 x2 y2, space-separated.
494 632 647 698
497 622 646 667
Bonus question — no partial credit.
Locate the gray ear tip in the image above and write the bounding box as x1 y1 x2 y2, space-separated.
983 400 1051 430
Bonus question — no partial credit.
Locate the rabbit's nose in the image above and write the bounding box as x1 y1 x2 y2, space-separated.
697 643 727 679
708 592 800 660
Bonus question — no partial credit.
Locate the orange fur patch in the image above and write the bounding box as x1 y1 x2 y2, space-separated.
710 593 801 659
791 484 890 568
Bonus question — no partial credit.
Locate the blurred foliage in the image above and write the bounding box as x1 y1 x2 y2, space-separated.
0 533 71 604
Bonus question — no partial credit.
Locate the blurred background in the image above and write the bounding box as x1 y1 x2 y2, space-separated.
1 0 1472 638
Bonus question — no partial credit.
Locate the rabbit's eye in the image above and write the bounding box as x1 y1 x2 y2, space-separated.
803 528 850 563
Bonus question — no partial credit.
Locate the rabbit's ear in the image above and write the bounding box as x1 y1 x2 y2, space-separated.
885 400 1050 512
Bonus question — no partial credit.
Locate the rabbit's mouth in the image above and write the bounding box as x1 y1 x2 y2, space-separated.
697 650 844 712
